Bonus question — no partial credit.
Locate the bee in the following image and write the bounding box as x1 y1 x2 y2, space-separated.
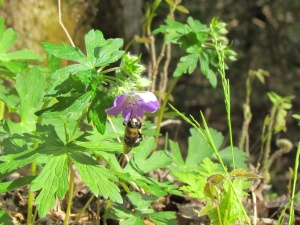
123 118 143 154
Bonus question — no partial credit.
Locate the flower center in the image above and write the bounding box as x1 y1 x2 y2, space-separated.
126 95 143 118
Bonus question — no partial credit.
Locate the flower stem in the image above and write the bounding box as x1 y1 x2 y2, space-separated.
64 158 75 225
98 67 120 74
154 77 179 147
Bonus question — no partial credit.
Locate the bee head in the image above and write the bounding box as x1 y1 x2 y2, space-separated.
128 118 142 128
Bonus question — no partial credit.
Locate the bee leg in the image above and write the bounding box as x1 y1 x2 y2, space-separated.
133 140 141 147
138 132 143 141
123 120 127 126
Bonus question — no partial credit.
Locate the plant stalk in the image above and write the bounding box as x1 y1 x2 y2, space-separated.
27 159 37 225
288 142 300 225
261 105 277 183
64 158 75 225
154 77 180 146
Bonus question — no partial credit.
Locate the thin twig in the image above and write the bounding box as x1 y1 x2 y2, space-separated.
71 195 95 225
58 0 75 47
108 118 121 143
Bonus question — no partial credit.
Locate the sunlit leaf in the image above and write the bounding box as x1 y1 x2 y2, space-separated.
16 67 47 132
70 151 122 203
31 154 69 218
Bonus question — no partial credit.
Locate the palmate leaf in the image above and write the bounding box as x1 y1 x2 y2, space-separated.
41 29 123 72
45 64 88 96
30 154 69 218
75 131 123 153
173 53 198 77
153 17 229 87
185 128 223 169
122 138 174 197
0 18 42 62
70 151 122 203
36 91 93 120
84 29 105 60
95 38 124 67
0 123 68 178
16 67 47 132
126 137 172 174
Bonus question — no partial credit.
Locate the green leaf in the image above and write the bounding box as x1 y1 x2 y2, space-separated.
2 49 43 61
169 140 185 167
152 19 187 43
70 151 122 203
0 209 14 225
31 154 69 218
45 64 86 96
173 53 198 77
2 61 27 73
47 53 61 73
75 131 122 153
0 22 17 54
0 80 19 110
127 192 156 213
0 147 40 175
36 91 93 120
127 137 172 174
199 51 217 88
41 42 87 64
0 18 41 61
217 146 248 170
88 90 112 134
0 176 35 193
15 67 47 132
185 128 223 168
84 29 105 65
149 211 179 225
95 38 124 67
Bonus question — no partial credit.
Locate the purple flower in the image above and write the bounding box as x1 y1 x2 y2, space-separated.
105 92 159 121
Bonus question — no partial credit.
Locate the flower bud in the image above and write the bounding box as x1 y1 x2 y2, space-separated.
136 77 152 88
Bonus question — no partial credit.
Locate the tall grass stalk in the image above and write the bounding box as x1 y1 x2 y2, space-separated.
210 23 235 169
288 142 300 225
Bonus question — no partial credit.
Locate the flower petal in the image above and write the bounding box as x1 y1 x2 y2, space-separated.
105 92 159 121
105 94 129 116
142 100 160 113
136 92 158 103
